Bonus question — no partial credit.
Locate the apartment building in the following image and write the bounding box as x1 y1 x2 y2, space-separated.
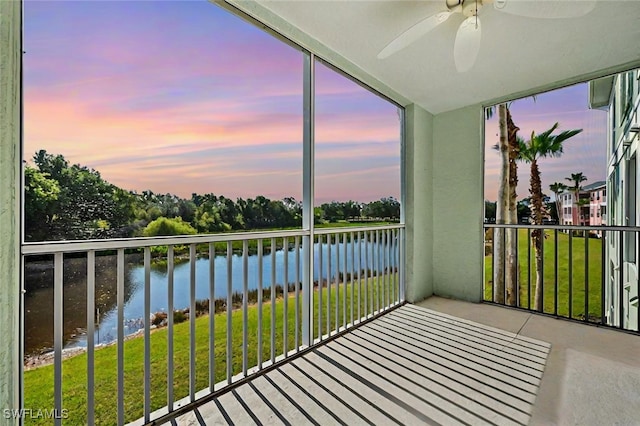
591 70 639 330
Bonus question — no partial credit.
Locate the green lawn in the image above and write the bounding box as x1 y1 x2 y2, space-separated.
484 229 604 321
148 221 397 257
24 273 398 425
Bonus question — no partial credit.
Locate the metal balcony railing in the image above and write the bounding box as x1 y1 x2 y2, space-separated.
484 224 639 333
21 224 405 425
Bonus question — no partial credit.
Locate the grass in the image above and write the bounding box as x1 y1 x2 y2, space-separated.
23 272 399 425
142 221 396 258
484 229 604 320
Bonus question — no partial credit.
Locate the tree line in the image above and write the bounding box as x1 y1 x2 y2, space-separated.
24 150 400 242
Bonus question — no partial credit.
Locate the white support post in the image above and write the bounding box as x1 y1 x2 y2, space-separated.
302 52 315 346
0 1 22 423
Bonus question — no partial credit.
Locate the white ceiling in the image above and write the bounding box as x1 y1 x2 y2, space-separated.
250 0 640 114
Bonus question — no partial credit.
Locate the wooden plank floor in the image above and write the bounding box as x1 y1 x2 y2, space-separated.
172 304 550 426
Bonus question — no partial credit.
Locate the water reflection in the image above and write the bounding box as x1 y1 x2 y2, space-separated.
24 239 396 356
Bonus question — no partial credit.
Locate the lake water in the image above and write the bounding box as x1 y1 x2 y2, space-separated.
24 239 396 355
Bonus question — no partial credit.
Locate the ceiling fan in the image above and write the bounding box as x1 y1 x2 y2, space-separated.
377 0 596 72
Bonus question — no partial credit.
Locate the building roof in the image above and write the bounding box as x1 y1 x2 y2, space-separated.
582 181 606 191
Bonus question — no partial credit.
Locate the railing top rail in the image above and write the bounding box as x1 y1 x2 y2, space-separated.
22 229 310 255
313 224 404 235
484 223 640 232
22 224 406 255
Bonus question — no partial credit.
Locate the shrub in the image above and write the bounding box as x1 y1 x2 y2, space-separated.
173 310 187 324
142 217 197 237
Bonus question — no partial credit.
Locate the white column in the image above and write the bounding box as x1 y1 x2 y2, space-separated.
0 0 23 422
432 105 484 302
404 104 434 302
301 52 314 346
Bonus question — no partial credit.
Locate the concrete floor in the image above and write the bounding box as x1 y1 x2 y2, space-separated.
172 302 551 426
168 298 640 425
418 297 640 426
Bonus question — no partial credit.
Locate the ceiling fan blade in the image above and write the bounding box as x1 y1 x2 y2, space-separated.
493 0 596 19
454 16 481 73
378 11 452 59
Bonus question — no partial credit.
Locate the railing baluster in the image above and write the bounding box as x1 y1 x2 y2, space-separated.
637 230 639 332
502 227 507 305
86 251 95 425
376 229 381 313
386 229 391 309
527 229 531 310
342 233 347 328
569 232 573 319
327 234 332 334
317 235 323 340
226 241 232 385
257 239 263 369
208 243 215 391
393 229 398 304
554 229 559 316
619 230 624 328
188 244 196 401
513 228 519 307
283 237 289 357
270 237 276 363
382 230 391 310
53 253 63 426
144 247 152 420
601 232 606 325
491 227 496 302
335 233 340 332
364 231 369 317
358 231 362 321
350 231 355 325
389 229 396 306
540 228 545 313
584 232 589 322
377 229 382 311
294 236 300 351
400 227 405 302
117 249 125 426
167 246 175 408
242 240 249 376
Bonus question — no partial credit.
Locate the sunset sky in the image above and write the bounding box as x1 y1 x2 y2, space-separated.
24 1 606 206
23 1 401 204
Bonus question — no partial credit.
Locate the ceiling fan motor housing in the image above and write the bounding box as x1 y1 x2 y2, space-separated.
448 0 493 17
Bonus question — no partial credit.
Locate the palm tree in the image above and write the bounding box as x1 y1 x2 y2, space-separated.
549 182 567 225
487 103 520 305
565 172 588 226
519 123 582 311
